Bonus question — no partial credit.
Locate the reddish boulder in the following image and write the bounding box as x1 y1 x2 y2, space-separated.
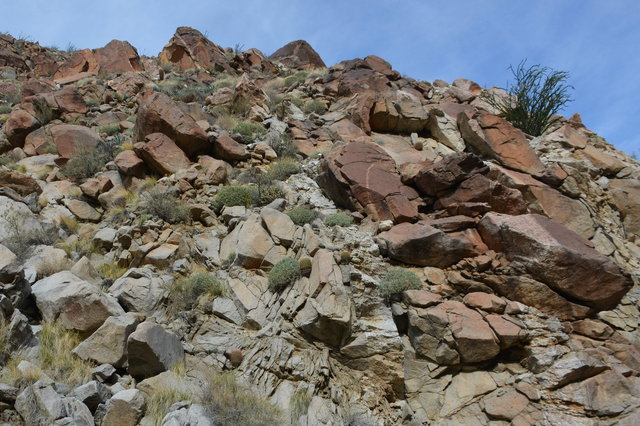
134 133 190 176
3 109 39 148
195 155 228 185
38 86 87 115
412 153 488 197
134 91 210 157
213 135 249 161
269 40 326 70
369 90 430 133
159 27 232 72
115 150 146 177
53 40 142 80
378 221 484 267
107 72 150 97
458 110 545 175
317 142 419 223
0 169 42 196
24 124 101 159
608 179 640 238
478 213 631 311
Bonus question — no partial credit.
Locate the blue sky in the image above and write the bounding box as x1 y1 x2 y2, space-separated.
2 0 639 155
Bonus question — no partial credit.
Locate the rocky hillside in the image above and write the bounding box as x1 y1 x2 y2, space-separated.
1 27 639 425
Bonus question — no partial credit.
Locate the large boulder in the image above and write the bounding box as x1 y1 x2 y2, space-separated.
53 40 142 80
317 141 419 223
159 26 232 72
478 213 632 311
458 110 545 175
269 40 326 70
369 90 429 133
0 169 42 196
378 221 485 267
97 389 145 426
24 124 102 159
15 381 93 426
134 91 210 157
3 109 39 148
412 153 488 197
72 312 143 368
294 249 355 346
108 267 171 314
608 179 640 239
127 321 184 379
220 213 286 269
31 271 124 333
133 132 191 175
0 196 44 244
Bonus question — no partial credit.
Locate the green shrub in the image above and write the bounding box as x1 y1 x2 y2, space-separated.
1 213 57 259
324 212 353 227
167 272 225 313
232 121 267 143
202 372 283 425
482 60 573 136
289 97 304 108
379 269 422 299
0 105 11 114
290 389 312 423
284 71 308 87
146 388 193 426
298 257 312 271
37 321 93 387
62 148 108 179
303 100 327 115
286 207 316 226
271 135 298 159
142 187 191 224
252 184 285 206
214 185 253 208
267 160 299 181
98 124 120 136
268 257 300 291
33 97 55 125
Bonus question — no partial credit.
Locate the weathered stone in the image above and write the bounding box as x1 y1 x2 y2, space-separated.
31 271 124 333
72 380 112 412
63 199 101 222
159 27 232 72
269 40 326 70
463 292 506 313
483 388 529 420
114 150 145 177
440 371 497 417
412 152 488 197
54 40 142 80
528 185 595 239
369 90 429 134
16 381 93 426
109 267 170 314
478 213 632 311
134 133 190 176
0 169 42 196
98 389 145 426
436 174 528 215
144 243 179 268
608 179 640 238
196 155 228 185
214 134 249 161
127 321 184 379
220 213 286 269
403 290 442 308
73 313 143 368
24 124 101 159
484 314 526 349
260 207 296 247
3 109 39 148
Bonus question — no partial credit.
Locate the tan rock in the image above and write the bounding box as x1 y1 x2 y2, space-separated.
134 133 190 176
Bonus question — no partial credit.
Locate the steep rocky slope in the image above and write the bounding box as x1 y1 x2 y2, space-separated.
1 27 639 425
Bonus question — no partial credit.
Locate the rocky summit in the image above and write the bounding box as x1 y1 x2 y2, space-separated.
1 27 640 426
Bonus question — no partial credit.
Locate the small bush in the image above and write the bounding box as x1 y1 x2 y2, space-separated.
232 121 267 143
96 263 127 281
267 160 299 181
303 100 327 115
33 97 55 125
145 387 193 426
202 372 283 425
482 60 573 136
271 135 298 159
268 257 300 291
62 148 109 180
142 187 190 224
38 321 93 387
222 252 236 269
286 207 316 226
284 71 308 88
0 315 8 363
252 184 285 206
2 214 57 259
0 105 12 114
166 272 225 313
98 124 120 136
214 185 253 209
324 212 353 227
379 269 422 299
290 389 312 423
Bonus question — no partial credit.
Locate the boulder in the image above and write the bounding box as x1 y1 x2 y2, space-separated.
15 381 93 426
458 110 545 174
24 124 102 159
608 179 640 238
483 388 529 421
260 207 296 247
294 249 355 346
98 389 145 426
134 133 190 175
114 150 145 177
31 271 124 333
426 107 466 151
220 213 286 269
127 321 184 379
478 213 631 311
144 243 179 268
109 267 170 314
0 169 42 196
196 155 228 185
269 40 326 70
107 72 150 97
412 153 488 197
528 185 595 239
72 381 112 412
369 90 429 133
3 109 39 148
134 91 210 156
0 195 43 243
63 199 101 222
378 221 484 267
213 134 249 161
159 26 232 72
317 141 419 223
53 40 142 80
73 312 143 368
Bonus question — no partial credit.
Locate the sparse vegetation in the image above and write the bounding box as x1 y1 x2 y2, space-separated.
99 124 120 136
146 388 193 426
286 207 316 225
252 183 285 206
0 105 12 114
166 272 225 313
303 100 327 115
222 252 237 268
38 321 93 387
33 97 55 125
267 160 299 181
141 187 190 224
271 135 298 159
232 121 267 143
214 185 253 209
324 212 354 227
202 372 283 425
284 71 308 87
378 269 422 299
268 257 300 291
482 60 573 136
96 263 127 281
290 389 312 423
1 212 57 259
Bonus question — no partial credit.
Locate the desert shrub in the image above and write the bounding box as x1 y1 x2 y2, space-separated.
1 213 57 259
268 257 300 291
379 269 422 299
33 97 55 125
166 272 225 313
146 388 193 426
303 100 327 115
0 105 11 114
284 71 308 88
290 389 312 423
270 135 298 159
252 184 285 206
62 147 109 179
98 124 120 136
482 60 573 136
286 207 316 225
96 263 127 281
0 315 8 364
222 252 236 269
267 160 299 181
232 121 267 143
38 321 93 387
214 185 253 209
141 187 190 224
324 212 353 227
202 372 283 425
298 256 312 271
